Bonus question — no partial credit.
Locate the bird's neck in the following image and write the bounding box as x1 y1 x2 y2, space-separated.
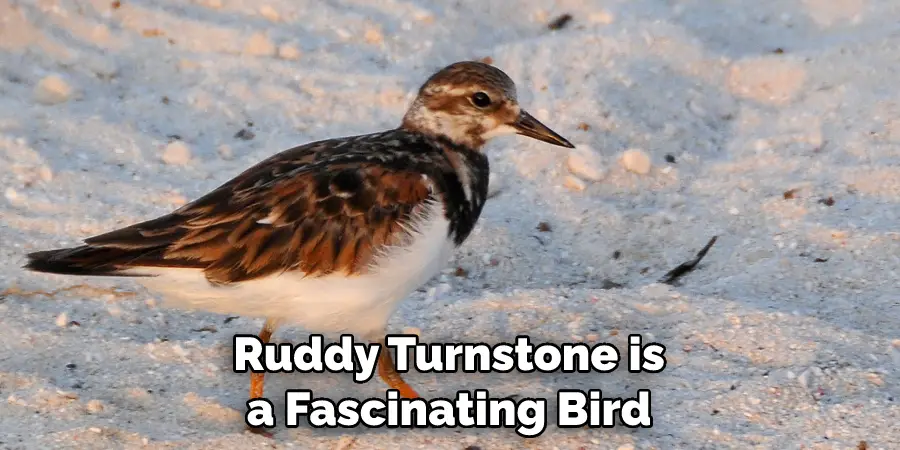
401 103 485 150
424 134 490 247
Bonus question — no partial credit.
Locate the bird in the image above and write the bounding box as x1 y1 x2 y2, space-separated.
23 60 574 409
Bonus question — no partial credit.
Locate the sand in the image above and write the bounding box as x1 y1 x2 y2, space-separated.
1 0 899 448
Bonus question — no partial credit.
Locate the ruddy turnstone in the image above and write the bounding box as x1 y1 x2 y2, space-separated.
24 61 573 405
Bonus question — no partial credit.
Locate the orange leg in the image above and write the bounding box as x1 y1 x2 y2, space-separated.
249 318 280 400
377 340 419 399
247 318 280 437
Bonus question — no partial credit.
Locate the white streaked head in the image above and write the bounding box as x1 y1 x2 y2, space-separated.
401 61 575 150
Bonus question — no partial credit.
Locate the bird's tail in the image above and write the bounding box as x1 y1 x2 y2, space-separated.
22 210 212 277
23 245 160 277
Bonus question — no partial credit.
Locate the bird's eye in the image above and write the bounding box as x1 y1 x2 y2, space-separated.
471 92 492 108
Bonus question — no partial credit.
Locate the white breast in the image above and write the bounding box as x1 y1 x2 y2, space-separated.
135 200 454 339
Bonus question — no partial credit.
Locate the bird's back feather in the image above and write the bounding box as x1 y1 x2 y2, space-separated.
24 130 489 286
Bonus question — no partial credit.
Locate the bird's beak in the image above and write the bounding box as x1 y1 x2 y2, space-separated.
512 110 575 148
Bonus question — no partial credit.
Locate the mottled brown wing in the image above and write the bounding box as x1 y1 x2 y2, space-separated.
78 159 437 284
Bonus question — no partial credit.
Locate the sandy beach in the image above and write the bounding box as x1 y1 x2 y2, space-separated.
1 0 899 448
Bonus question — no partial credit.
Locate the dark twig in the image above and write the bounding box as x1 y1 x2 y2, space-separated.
659 236 718 285
547 14 573 30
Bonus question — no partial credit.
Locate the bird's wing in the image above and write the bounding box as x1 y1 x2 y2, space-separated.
29 133 447 283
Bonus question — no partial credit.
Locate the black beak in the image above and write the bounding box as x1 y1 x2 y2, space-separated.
512 110 575 148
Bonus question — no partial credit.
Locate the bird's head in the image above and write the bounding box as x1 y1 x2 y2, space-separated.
401 61 574 150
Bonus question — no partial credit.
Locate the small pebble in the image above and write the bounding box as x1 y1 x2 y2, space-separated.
617 445 635 450
34 75 73 105
5 187 18 202
585 333 600 342
161 141 192 165
866 373 884 386
563 175 586 191
55 312 69 328
415 12 435 23
243 32 276 56
37 165 53 182
364 27 384 44
86 399 105 413
754 139 772 152
620 149 652 175
89 427 102 434
278 44 302 60
217 144 233 160
589 10 615 24
729 207 740 215
259 5 280 21
566 145 605 181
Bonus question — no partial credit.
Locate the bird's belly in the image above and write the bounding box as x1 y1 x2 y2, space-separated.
136 204 455 337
